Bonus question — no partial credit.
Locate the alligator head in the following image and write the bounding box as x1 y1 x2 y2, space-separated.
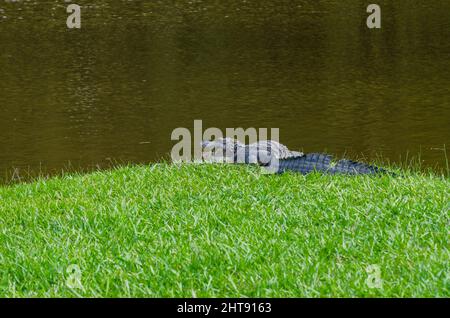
201 137 245 163
201 138 304 165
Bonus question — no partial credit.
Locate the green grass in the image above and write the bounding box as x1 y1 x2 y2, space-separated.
0 163 448 297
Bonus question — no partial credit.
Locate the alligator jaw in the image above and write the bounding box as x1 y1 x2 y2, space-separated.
201 138 237 163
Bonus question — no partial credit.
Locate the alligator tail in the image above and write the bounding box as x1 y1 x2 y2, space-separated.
275 153 392 175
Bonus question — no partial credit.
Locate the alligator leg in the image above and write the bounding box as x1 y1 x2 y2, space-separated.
274 153 387 175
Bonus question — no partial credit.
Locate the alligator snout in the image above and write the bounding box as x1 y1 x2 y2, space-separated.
201 140 212 149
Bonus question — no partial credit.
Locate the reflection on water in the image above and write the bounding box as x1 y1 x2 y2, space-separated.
0 0 449 182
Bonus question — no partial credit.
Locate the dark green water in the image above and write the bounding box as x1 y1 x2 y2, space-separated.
1 0 449 182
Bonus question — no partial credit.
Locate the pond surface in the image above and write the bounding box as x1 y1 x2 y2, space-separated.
1 0 449 182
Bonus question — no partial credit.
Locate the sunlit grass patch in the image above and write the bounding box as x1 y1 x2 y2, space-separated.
0 163 448 297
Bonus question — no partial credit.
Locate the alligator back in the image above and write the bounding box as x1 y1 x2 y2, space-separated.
275 153 387 175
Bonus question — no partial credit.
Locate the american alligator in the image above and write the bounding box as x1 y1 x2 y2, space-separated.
201 138 388 175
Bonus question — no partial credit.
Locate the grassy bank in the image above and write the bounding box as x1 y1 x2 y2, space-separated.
0 163 448 297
